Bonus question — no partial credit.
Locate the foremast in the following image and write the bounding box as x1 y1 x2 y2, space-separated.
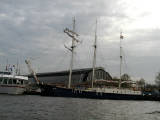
64 17 79 88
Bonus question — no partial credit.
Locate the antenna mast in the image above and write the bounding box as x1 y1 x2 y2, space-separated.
119 32 123 89
64 17 79 88
92 20 97 88
16 59 19 75
6 58 8 71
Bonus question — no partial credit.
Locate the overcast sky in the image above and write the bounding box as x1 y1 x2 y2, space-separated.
0 0 160 83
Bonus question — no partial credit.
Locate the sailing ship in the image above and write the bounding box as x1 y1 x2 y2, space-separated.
0 66 28 94
40 18 160 101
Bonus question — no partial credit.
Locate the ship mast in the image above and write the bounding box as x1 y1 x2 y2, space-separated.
119 32 123 89
91 20 97 88
64 17 79 88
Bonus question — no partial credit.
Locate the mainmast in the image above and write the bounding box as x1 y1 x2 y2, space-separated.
91 20 97 88
119 32 123 89
64 17 79 88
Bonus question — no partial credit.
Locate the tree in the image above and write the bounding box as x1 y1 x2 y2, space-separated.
121 74 131 88
112 76 118 80
155 73 160 87
121 73 131 81
137 78 145 89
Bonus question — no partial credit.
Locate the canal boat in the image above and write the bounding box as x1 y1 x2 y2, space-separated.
0 71 28 94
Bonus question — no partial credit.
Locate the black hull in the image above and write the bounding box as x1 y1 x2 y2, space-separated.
40 85 160 101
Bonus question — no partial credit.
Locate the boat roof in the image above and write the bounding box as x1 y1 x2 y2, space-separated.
0 74 28 80
0 71 11 75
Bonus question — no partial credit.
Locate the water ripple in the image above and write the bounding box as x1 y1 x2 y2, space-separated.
0 95 160 120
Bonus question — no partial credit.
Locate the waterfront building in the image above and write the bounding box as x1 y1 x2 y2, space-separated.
28 67 112 87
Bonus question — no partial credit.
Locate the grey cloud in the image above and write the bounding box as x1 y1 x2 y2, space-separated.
0 0 159 83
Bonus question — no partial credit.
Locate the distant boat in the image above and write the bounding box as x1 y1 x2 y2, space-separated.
0 71 28 95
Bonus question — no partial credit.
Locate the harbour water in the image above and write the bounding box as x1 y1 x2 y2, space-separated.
0 95 160 120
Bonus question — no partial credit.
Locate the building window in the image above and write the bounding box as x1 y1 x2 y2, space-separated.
103 72 105 79
99 71 101 79
100 71 102 79
106 74 108 79
80 74 82 82
97 71 99 78
88 74 91 81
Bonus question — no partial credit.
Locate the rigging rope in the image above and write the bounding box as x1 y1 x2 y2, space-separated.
121 47 133 77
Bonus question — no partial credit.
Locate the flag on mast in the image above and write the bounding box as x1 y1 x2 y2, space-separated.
120 32 124 39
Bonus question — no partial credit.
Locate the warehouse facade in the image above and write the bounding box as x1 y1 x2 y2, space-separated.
28 67 112 87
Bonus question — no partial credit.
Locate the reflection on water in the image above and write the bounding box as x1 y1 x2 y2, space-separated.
145 111 160 114
0 95 160 120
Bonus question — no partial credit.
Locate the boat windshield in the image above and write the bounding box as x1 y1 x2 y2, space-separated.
3 78 8 84
0 78 2 84
8 79 12 84
0 77 28 85
13 79 16 84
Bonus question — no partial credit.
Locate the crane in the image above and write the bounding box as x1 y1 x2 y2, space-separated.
25 59 41 85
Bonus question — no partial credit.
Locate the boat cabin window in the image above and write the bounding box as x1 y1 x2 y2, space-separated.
3 78 8 84
0 78 3 83
20 80 23 85
16 79 24 85
17 80 20 84
13 79 17 84
24 81 28 85
8 79 12 84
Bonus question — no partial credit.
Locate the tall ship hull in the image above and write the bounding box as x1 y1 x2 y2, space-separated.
28 19 160 101
40 85 160 101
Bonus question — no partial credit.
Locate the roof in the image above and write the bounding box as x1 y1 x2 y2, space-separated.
0 74 28 80
0 71 11 75
28 67 111 78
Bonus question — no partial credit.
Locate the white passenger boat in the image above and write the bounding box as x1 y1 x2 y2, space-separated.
0 71 28 94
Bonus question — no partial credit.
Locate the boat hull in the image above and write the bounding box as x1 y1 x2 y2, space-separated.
40 85 160 101
0 84 26 95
